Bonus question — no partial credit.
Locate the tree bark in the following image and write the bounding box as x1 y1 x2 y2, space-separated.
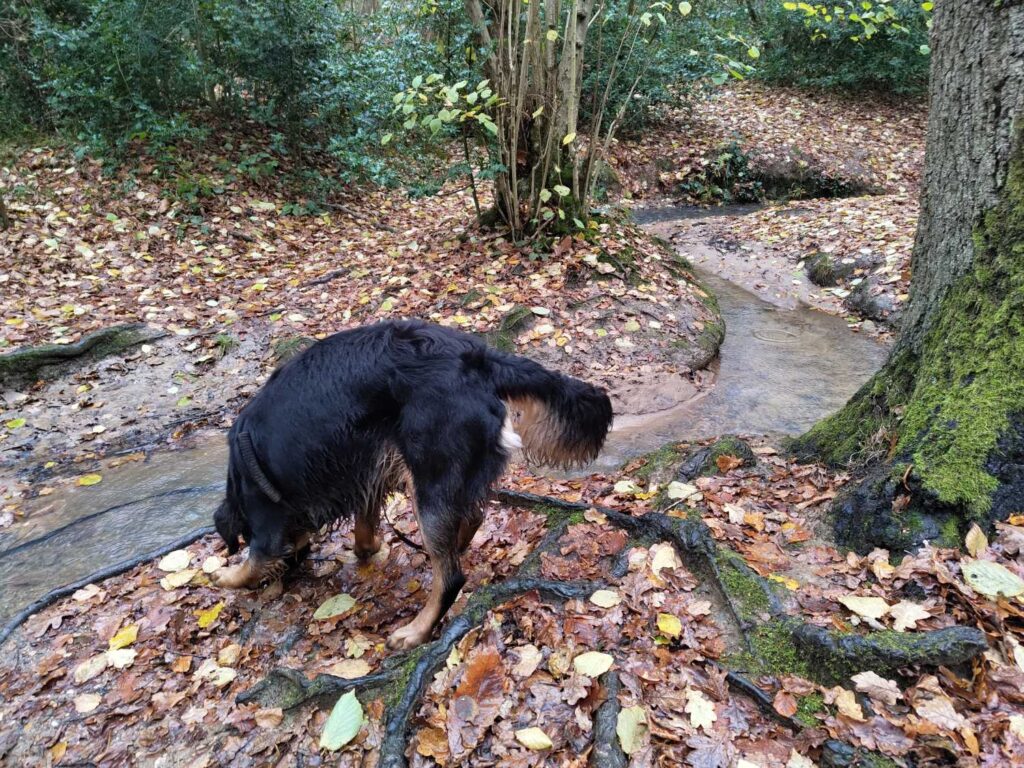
793 2 1024 552
0 192 9 231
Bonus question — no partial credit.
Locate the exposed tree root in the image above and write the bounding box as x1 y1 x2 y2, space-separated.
590 671 627 768
0 323 166 388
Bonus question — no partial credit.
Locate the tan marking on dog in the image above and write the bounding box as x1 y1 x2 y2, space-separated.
505 396 587 467
211 553 286 589
386 556 451 650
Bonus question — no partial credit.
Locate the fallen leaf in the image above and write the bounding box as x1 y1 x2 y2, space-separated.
313 593 357 620
160 569 197 590
255 708 284 728
158 549 192 573
657 612 682 639
962 559 1024 598
320 690 363 751
889 600 930 632
651 542 681 579
515 727 553 750
328 659 372 679
573 651 614 677
73 654 108 684
511 644 543 678
851 671 902 706
913 693 966 730
832 687 865 721
416 727 449 761
715 454 743 472
786 750 815 768
108 623 138 650
195 602 224 629
666 481 699 500
965 524 988 557
838 595 890 620
685 688 717 732
773 690 798 718
73 693 102 713
202 555 225 573
106 648 136 669
590 589 622 608
617 705 648 755
76 473 102 486
218 644 241 666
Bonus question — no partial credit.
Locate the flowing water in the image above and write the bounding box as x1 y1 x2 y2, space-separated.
0 205 889 623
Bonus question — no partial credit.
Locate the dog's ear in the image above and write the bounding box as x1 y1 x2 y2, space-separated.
214 500 242 554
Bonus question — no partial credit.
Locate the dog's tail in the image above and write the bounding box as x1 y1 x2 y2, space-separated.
487 351 613 467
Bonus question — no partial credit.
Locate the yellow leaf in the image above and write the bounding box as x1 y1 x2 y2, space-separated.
195 602 225 629
831 686 865 721
889 600 930 632
650 542 680 579
965 524 988 557
218 644 241 667
767 574 800 590
77 473 103 486
108 623 138 650
50 742 68 762
657 613 682 638
515 726 554 750
562 132 577 145
573 651 614 677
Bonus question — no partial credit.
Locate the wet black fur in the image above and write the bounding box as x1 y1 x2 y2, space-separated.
214 320 612 610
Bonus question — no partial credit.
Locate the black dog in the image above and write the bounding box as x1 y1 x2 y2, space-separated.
213 319 612 649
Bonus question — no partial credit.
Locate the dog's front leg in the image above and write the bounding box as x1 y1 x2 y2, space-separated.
211 551 286 589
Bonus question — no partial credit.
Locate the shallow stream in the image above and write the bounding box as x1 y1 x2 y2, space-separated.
0 205 888 623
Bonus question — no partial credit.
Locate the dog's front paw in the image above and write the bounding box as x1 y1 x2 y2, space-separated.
386 622 432 650
210 564 255 589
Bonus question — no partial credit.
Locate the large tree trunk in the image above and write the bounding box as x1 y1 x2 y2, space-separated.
792 2 1024 552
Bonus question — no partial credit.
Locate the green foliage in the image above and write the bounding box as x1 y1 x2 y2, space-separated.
679 141 764 203
757 1 931 93
0 0 451 184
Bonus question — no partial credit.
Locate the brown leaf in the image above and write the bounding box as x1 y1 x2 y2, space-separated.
715 454 743 472
448 644 507 759
772 690 798 718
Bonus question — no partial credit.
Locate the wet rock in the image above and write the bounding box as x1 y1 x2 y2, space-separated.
804 253 858 287
845 279 899 324
676 435 756 481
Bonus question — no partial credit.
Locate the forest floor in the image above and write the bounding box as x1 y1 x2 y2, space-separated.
1 83 1023 768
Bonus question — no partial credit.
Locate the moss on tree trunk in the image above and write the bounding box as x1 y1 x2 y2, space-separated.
792 1 1024 552
794 133 1024 551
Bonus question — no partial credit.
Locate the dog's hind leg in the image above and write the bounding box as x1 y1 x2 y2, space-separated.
386 499 465 651
457 505 484 553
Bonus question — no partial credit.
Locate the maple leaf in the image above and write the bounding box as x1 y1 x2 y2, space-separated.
685 688 717 732
685 733 735 768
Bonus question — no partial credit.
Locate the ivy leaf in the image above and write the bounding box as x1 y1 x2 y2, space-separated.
320 690 363 751
553 184 571 197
